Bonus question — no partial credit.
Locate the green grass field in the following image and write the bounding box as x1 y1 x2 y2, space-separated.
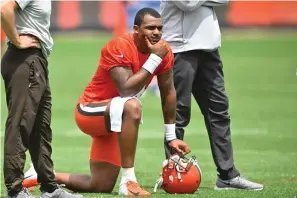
1 30 297 198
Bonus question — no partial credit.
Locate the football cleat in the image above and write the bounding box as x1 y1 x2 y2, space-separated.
119 181 151 196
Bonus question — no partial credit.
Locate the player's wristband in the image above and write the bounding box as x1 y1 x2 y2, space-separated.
142 53 162 74
164 124 177 141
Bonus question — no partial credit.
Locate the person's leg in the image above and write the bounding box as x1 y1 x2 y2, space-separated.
24 100 121 193
164 51 198 158
118 99 141 168
57 161 120 193
56 131 121 193
115 98 150 196
1 46 40 197
24 98 150 195
58 100 122 193
25 54 83 198
192 50 239 180
192 50 263 190
24 134 125 193
26 55 57 193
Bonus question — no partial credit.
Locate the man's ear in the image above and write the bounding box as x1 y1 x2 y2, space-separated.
133 25 139 34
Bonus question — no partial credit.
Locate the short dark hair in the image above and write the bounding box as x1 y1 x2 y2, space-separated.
134 8 161 27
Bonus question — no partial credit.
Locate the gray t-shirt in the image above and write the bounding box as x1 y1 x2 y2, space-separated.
161 0 225 53
14 0 53 58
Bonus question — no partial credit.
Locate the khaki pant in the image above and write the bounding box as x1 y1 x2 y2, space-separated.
1 44 57 195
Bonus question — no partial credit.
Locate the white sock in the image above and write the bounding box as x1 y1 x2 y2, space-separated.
120 167 137 185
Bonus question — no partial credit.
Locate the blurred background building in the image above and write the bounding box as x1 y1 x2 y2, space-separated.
45 0 297 97
49 1 297 32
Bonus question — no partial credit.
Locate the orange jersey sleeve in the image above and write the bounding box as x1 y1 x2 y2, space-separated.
1 28 6 43
155 44 174 75
99 37 134 71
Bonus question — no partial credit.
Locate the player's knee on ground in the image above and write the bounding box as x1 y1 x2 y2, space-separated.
89 161 120 193
123 99 142 122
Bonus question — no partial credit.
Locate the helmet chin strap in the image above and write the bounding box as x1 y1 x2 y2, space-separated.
189 157 203 178
153 174 163 193
177 171 182 182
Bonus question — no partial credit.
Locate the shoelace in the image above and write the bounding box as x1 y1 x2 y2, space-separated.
153 175 163 193
236 176 250 187
239 176 247 180
56 184 71 194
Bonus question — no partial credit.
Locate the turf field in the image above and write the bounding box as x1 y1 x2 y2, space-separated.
1 29 297 198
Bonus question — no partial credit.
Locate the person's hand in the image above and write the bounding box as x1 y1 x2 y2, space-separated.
168 139 191 156
144 36 168 59
14 35 40 49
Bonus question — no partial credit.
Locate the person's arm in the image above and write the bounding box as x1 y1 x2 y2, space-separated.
1 0 38 49
109 65 154 97
157 69 177 141
203 0 228 7
172 0 207 12
157 69 191 155
108 37 168 97
0 1 20 46
109 53 163 97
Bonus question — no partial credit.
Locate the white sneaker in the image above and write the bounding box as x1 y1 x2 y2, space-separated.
6 188 35 198
41 186 83 198
214 175 264 191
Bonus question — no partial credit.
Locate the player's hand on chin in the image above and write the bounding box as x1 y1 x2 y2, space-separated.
169 139 191 157
145 36 168 59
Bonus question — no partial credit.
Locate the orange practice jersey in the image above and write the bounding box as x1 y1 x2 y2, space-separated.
1 28 6 43
80 34 174 102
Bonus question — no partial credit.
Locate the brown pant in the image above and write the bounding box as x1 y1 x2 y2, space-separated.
1 44 57 195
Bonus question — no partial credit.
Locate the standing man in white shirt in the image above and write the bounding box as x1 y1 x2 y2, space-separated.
160 0 264 190
1 1 83 198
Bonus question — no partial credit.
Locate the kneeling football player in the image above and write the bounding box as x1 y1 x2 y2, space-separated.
23 8 191 196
